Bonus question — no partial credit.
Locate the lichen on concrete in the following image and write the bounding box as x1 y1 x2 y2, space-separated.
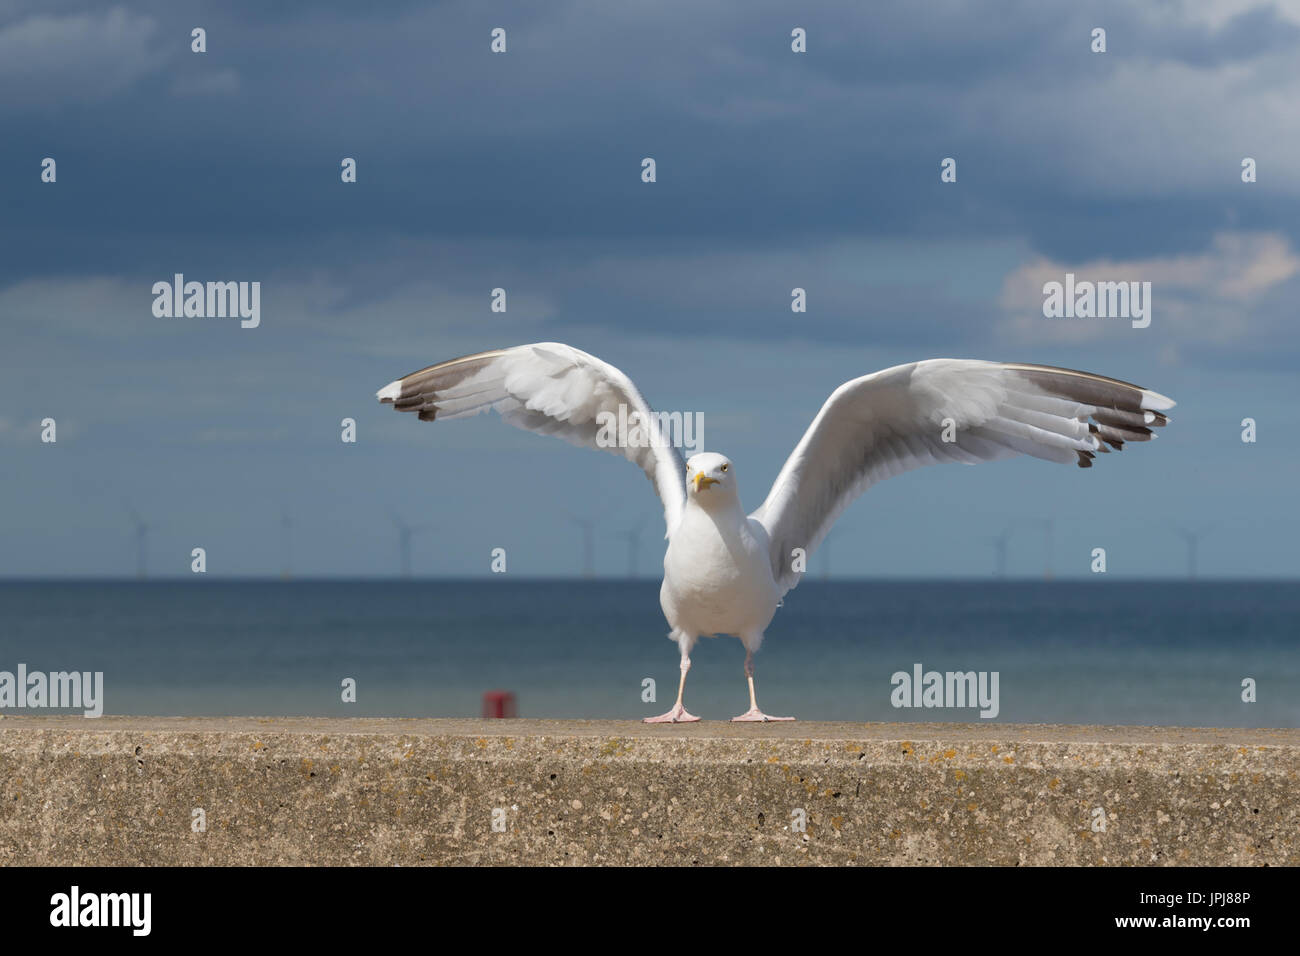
0 717 1295 865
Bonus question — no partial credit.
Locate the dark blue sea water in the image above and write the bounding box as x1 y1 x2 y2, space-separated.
0 580 1295 726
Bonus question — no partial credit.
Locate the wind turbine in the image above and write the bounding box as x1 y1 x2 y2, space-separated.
125 504 153 579
983 525 1014 578
570 515 597 579
280 505 293 580
614 516 648 579
1175 526 1213 580
389 512 430 578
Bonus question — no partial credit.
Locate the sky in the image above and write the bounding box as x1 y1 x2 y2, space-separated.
1 0 1298 579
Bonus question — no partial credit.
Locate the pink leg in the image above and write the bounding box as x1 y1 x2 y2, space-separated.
644 652 699 723
731 648 794 722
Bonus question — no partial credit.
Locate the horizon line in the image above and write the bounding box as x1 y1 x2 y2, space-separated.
0 575 1293 584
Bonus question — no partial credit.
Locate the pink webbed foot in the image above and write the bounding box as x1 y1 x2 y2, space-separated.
643 703 700 723
730 707 795 722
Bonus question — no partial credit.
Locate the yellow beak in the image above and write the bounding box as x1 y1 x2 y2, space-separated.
693 472 718 492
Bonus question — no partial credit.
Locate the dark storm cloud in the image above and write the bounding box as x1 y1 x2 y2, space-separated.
2 1 1300 581
3 0 1298 283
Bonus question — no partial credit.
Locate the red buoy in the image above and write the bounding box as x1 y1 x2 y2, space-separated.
482 690 517 719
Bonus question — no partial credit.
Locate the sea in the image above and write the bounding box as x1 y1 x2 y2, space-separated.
0 580 1295 726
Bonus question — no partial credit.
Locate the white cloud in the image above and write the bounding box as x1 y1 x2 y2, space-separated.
997 231 1300 345
1182 0 1300 28
171 69 241 97
0 6 167 109
0 275 147 337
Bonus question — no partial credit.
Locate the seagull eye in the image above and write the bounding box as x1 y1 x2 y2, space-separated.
720 464 728 472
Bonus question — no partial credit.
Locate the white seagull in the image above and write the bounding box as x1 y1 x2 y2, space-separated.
377 343 1174 723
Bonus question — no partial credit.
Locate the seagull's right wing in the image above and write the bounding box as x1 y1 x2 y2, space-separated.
750 359 1175 596
377 343 688 536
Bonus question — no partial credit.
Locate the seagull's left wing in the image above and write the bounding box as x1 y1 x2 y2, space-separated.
376 342 688 536
750 359 1175 595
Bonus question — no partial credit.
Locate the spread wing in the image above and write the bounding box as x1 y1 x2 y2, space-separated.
377 342 688 535
750 359 1175 595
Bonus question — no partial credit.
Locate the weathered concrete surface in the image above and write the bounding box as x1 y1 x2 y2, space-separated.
1 717 1295 865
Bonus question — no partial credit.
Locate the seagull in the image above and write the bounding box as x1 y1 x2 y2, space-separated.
377 343 1174 723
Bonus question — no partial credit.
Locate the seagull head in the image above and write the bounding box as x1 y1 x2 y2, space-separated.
686 453 736 503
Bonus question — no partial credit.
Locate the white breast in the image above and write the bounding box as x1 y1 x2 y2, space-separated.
660 506 780 638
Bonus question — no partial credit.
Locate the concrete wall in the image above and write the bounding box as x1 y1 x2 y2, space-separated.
1 717 1295 865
